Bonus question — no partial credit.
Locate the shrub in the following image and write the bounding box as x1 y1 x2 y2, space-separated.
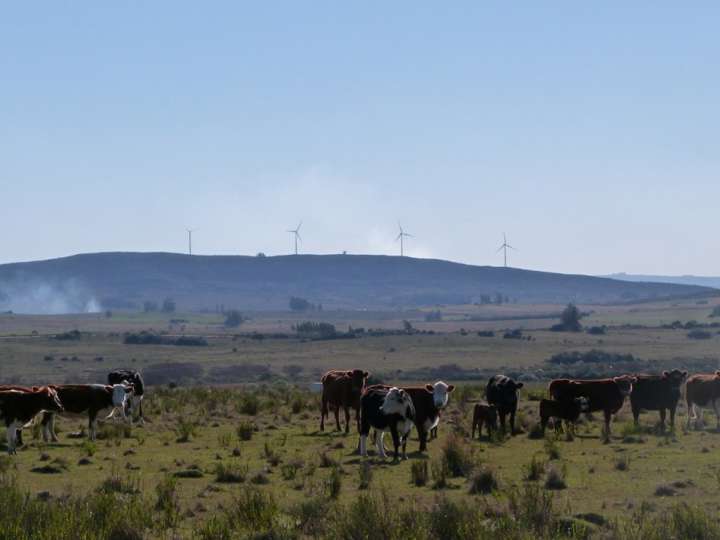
411 460 429 487
97 470 140 495
224 310 244 328
441 434 474 477
175 419 199 442
54 330 81 341
237 421 255 441
544 437 561 460
155 475 180 529
214 461 248 483
587 325 607 335
238 395 260 416
477 330 495 337
281 460 302 481
326 466 342 499
468 466 498 494
615 455 630 471
688 329 712 340
524 456 545 482
431 458 449 489
544 465 567 490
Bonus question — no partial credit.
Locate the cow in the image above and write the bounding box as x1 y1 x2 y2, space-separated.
108 369 145 424
364 381 455 452
471 403 497 439
549 376 636 442
686 371 720 430
40 384 133 442
539 397 589 436
486 375 524 434
630 370 687 431
359 386 415 461
0 387 64 454
320 369 369 434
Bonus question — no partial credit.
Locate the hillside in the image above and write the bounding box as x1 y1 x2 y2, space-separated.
0 252 716 313
606 273 720 289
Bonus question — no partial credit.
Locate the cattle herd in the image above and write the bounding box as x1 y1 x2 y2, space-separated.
321 368 720 460
1 367 720 457
0 369 145 454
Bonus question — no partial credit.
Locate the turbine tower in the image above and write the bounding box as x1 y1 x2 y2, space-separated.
496 233 516 267
186 229 197 256
395 223 413 257
287 221 302 255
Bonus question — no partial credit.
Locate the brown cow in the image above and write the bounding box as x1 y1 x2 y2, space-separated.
0 387 64 454
41 384 133 441
686 371 720 430
320 369 369 433
549 376 636 442
471 403 497 439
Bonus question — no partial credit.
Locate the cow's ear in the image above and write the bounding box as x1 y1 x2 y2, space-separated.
346 371 354 377
515 382 524 389
682 371 688 377
425 384 434 392
447 385 455 392
662 371 669 378
364 371 370 378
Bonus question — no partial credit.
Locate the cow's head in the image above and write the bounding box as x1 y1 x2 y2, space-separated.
424 381 456 409
491 375 524 404
574 396 590 413
111 384 133 414
40 386 64 412
348 369 370 393
380 387 415 420
613 375 637 397
662 369 688 388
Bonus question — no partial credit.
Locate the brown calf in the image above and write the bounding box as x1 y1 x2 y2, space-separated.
471 403 497 439
320 369 369 433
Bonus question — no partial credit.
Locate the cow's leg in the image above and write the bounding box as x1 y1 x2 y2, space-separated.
89 412 98 441
714 399 720 431
603 409 612 442
138 398 145 425
687 402 697 430
632 406 640 427
417 424 428 452
509 409 517 435
390 426 401 461
6 422 18 455
670 406 676 432
355 406 361 434
376 431 387 458
320 397 327 431
15 428 23 447
343 405 350 434
659 409 667 433
498 411 507 433
333 404 341 432
471 417 477 439
359 433 368 456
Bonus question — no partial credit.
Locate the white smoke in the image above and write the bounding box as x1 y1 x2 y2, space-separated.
0 277 102 315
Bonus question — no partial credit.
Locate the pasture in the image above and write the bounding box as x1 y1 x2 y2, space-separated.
1 299 720 538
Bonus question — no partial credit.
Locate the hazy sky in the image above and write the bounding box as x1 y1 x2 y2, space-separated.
2 2 718 275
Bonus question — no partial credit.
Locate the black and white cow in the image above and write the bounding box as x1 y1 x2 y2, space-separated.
359 386 415 461
108 369 145 424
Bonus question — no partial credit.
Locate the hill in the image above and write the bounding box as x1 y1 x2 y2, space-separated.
0 252 716 313
606 273 720 289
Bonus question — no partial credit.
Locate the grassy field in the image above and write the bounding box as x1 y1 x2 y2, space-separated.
1 300 720 538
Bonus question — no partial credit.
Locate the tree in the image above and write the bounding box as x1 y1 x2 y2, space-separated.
558 303 583 332
289 297 312 312
143 301 158 313
161 298 176 313
224 310 244 328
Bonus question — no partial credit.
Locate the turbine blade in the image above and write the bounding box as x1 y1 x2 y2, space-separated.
496 245 504 252
395 234 402 241
404 233 414 238
297 221 303 232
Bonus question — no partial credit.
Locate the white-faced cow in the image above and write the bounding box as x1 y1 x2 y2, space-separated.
486 375 524 434
0 387 63 454
41 384 133 442
686 371 720 430
320 369 369 433
359 386 415 461
108 369 145 424
630 370 687 431
402 381 455 452
549 376 636 442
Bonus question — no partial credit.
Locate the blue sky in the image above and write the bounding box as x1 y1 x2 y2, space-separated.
1 2 718 274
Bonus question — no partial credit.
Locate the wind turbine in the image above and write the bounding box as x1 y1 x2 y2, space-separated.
186 228 197 256
395 223 413 257
496 233 516 267
287 221 302 255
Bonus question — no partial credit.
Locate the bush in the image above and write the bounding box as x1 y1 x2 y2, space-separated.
175 419 199 442
587 325 607 335
358 461 372 490
295 321 337 340
431 458 449 489
468 466 498 494
615 456 630 471
224 310 244 328
54 330 81 341
326 466 342 499
441 434 475 477
524 456 545 481
411 461 429 487
688 329 712 340
214 461 248 483
155 475 180 529
544 465 567 490
544 437 561 460
503 329 523 339
237 421 255 441
238 395 260 415
477 330 495 337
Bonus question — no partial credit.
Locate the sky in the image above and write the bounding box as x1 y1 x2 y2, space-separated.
1 2 718 275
